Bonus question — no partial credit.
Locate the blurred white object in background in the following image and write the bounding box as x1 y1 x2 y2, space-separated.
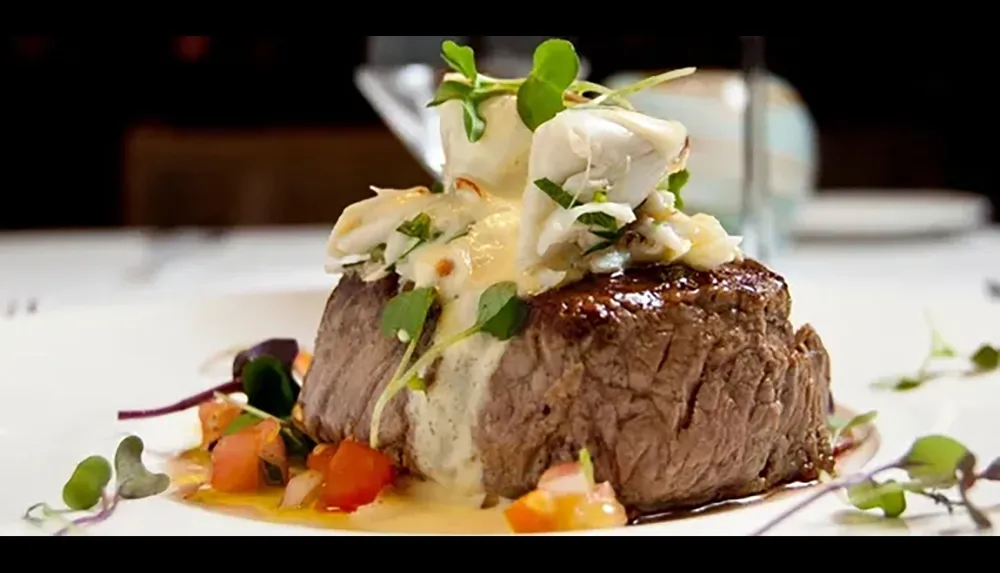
605 70 817 249
793 189 992 240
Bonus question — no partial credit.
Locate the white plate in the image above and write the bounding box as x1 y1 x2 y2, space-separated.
1 281 998 536
793 190 992 240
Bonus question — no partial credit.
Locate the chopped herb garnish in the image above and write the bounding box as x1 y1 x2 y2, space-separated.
26 435 169 536
370 282 529 448
752 433 1000 535
447 225 473 243
430 181 445 194
397 213 437 242
577 211 619 231
593 190 608 203
535 178 579 209
657 169 690 210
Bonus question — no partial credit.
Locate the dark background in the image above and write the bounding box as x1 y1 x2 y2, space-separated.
2 35 993 230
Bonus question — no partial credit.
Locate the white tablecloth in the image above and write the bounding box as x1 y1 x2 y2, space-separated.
2 226 998 313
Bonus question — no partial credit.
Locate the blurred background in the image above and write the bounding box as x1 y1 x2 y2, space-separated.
2 35 997 312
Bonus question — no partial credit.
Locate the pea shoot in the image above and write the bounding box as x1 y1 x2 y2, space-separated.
872 316 999 392
427 38 697 141
25 435 170 536
369 282 530 449
752 434 1000 535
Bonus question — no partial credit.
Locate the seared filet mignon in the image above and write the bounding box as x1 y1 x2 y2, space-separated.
297 259 834 511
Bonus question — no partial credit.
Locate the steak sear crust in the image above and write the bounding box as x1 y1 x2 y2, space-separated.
298 259 834 511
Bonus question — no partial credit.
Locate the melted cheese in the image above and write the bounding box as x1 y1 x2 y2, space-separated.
322 91 743 495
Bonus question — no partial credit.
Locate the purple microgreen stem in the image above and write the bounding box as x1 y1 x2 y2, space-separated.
117 380 243 420
54 491 119 536
751 461 901 536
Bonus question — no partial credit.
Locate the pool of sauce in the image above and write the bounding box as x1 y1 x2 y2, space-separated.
168 404 879 534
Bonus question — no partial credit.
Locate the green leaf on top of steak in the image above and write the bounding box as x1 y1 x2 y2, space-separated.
380 286 437 343
475 281 530 341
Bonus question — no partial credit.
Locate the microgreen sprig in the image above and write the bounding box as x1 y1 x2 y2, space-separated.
369 282 530 449
872 316 998 392
752 434 1000 536
428 38 695 142
25 435 170 536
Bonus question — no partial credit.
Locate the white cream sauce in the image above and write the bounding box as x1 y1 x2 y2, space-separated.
323 89 743 497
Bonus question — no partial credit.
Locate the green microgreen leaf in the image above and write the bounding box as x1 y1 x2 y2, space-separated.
379 287 437 342
828 410 877 445
593 190 608 203
461 98 487 142
241 355 300 418
427 80 473 107
61 455 112 511
534 178 579 209
516 39 580 131
847 478 907 518
902 435 970 488
578 448 595 485
441 41 478 82
971 344 999 372
114 435 170 500
474 281 530 341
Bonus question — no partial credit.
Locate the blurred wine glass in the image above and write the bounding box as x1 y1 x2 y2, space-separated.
739 35 776 263
358 36 590 179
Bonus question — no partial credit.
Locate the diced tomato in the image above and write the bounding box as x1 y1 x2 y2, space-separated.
504 489 559 533
506 460 628 534
210 428 261 493
254 419 289 485
318 440 394 512
197 400 243 449
209 418 290 493
306 444 338 473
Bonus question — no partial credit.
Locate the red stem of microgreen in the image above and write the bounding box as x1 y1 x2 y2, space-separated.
116 380 243 420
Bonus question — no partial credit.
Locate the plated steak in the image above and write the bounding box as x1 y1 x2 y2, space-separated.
297 259 834 511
